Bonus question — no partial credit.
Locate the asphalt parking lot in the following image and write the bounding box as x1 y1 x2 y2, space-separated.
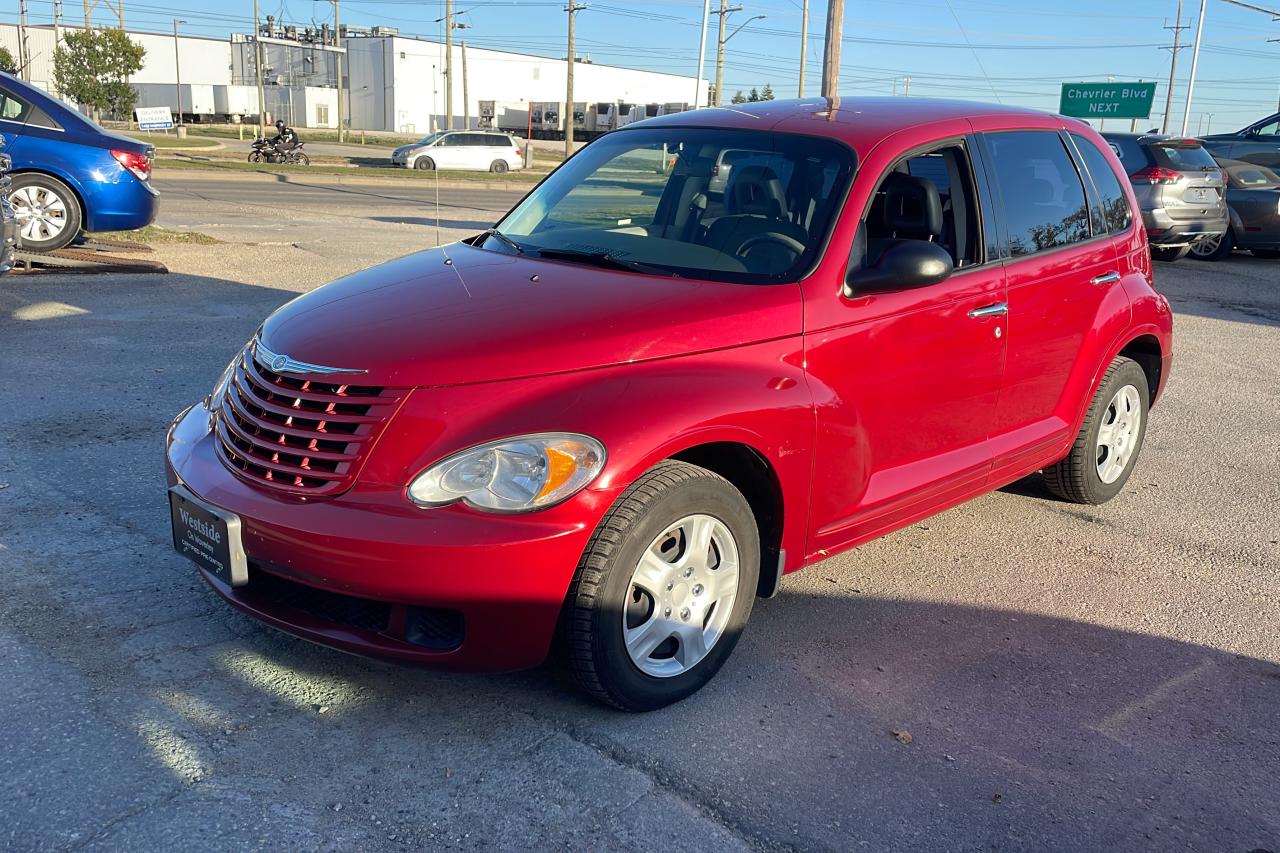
1 174 1277 852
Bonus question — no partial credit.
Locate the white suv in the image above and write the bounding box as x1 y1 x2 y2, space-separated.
391 132 525 173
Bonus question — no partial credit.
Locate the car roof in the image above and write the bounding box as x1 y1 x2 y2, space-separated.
628 96 1082 151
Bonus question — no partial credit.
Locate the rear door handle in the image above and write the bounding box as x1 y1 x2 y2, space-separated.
1090 271 1121 286
967 303 1008 319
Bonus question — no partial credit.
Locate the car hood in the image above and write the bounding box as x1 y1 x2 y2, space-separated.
259 241 802 388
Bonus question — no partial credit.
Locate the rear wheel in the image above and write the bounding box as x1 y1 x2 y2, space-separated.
10 173 83 252
1042 356 1149 505
490 159 509 174
1189 230 1233 262
1151 245 1190 262
414 157 435 171
561 461 759 711
1251 249 1280 259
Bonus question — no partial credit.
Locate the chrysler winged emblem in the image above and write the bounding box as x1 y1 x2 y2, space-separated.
254 339 367 376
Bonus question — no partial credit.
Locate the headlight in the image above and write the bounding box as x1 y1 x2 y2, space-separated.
408 433 606 513
203 345 247 414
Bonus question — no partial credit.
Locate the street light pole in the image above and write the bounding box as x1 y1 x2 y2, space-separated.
798 0 808 97
1179 0 1207 136
173 18 187 133
253 0 267 131
694 0 710 107
715 7 765 107
332 0 344 142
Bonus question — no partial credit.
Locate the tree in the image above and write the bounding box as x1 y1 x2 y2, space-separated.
730 90 747 104
760 84 775 101
0 46 16 76
747 87 760 102
53 28 146 122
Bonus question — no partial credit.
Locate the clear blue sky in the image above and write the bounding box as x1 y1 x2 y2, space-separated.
16 0 1280 132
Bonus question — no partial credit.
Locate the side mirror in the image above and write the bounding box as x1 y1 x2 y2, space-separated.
844 239 954 296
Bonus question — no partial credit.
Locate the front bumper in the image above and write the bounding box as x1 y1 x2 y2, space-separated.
165 404 605 671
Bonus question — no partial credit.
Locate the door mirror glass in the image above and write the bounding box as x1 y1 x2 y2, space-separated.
845 239 954 296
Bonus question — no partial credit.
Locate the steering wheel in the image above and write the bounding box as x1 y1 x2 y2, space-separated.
735 232 807 257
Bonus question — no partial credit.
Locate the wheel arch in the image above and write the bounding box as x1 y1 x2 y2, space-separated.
9 167 88 218
1116 333 1164 409
670 441 786 599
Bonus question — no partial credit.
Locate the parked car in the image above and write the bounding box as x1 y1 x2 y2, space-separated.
0 136 16 274
390 131 524 173
1200 112 1280 170
1101 132 1227 262
168 98 1172 711
1190 158 1280 261
0 72 158 252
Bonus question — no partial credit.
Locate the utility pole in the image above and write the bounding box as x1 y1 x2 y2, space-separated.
445 0 453 130
462 41 470 130
712 2 742 107
173 18 186 130
253 0 268 130
565 2 585 157
1179 0 1207 136
82 0 125 29
18 0 30 81
798 0 808 97
51 0 63 95
695 0 710 107
333 0 344 141
903 76 911 96
1161 1 1188 134
821 0 843 99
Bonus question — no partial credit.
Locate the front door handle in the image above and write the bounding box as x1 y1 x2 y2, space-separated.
968 302 1008 319
1090 271 1122 286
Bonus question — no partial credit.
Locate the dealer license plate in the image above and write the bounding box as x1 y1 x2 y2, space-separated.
169 484 249 586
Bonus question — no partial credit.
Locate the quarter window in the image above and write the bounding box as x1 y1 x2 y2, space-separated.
1071 133 1133 234
986 130 1091 257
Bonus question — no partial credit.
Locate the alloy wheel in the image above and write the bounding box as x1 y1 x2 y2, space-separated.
622 514 739 678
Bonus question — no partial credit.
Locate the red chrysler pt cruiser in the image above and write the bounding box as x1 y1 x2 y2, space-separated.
167 98 1172 711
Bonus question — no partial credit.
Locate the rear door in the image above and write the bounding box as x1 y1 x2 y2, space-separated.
975 128 1127 477
1229 116 1280 169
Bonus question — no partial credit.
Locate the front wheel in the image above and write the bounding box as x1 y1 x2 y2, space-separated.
10 173 83 252
414 157 435 171
560 461 760 712
1042 356 1149 505
293 153 310 166
1189 230 1233 262
248 152 264 163
1151 245 1190 262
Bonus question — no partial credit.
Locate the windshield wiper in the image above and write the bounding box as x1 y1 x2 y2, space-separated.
533 247 678 277
478 228 525 255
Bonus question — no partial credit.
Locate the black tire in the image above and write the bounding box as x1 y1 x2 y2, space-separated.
1189 230 1233 262
561 461 760 712
1251 249 1280 259
9 173 83 252
414 157 435 171
1042 356 1150 505
490 159 509 174
294 153 310 166
1151 245 1190 262
248 152 264 163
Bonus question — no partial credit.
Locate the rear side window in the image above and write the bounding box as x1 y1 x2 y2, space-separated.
985 130 1091 257
1149 141 1217 171
0 88 60 130
1071 133 1133 234
1227 164 1280 187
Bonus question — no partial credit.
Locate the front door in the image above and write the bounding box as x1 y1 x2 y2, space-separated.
804 137 1007 556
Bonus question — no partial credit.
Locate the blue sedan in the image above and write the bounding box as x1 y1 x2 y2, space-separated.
0 72 159 251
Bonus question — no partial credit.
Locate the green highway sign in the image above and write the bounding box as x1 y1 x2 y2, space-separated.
1059 82 1157 119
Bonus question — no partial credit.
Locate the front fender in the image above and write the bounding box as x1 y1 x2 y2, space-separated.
363 337 815 571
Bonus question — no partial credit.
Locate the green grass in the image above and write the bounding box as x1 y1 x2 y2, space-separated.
123 132 221 149
153 156 543 183
93 225 221 245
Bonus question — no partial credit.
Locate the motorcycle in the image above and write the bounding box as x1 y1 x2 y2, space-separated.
247 138 311 166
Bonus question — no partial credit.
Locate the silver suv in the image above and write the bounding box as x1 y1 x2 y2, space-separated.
1102 133 1227 262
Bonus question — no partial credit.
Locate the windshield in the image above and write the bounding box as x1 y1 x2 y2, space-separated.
416 132 447 147
485 127 855 283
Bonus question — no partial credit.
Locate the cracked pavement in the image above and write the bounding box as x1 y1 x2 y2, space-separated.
1 176 1277 851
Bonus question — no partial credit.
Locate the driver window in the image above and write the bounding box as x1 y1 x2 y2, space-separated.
1253 119 1280 137
864 143 982 269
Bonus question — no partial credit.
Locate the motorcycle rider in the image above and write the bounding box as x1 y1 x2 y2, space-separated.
270 120 299 153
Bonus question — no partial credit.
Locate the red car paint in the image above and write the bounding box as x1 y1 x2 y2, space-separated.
166 98 1172 670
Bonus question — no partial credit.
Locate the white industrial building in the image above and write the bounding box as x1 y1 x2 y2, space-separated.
0 22 704 133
